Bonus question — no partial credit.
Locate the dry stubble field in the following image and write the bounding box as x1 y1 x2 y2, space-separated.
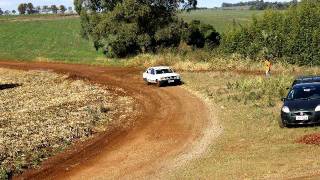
0 68 134 177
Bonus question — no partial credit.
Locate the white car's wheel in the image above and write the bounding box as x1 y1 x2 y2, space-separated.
156 80 162 87
143 78 151 85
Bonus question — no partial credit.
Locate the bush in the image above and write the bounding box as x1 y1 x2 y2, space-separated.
223 0 320 65
200 23 221 48
0 167 9 180
103 23 140 58
226 75 293 107
155 22 182 48
183 20 220 49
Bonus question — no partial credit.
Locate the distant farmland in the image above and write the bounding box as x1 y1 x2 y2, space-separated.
0 17 102 62
0 10 262 62
179 9 264 33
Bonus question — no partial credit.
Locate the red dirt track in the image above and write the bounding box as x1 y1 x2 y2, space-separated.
0 61 214 180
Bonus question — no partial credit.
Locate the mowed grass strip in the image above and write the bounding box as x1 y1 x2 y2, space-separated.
0 18 102 62
179 10 264 33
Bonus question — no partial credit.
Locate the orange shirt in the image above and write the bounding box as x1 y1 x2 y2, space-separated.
265 60 271 71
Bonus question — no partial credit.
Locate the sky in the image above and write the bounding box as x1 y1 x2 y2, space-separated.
0 0 290 11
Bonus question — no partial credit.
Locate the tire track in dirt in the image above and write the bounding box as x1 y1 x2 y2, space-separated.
0 61 220 180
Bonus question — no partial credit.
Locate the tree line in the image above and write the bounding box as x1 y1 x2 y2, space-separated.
0 9 16 15
222 0 298 10
78 0 320 65
223 0 320 65
16 3 73 15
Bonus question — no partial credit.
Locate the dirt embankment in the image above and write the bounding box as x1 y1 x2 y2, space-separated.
0 61 220 180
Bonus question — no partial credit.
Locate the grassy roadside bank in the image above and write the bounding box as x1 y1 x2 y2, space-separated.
174 69 320 179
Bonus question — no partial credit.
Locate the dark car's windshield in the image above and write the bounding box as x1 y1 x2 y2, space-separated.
292 79 320 86
156 69 173 74
288 86 320 100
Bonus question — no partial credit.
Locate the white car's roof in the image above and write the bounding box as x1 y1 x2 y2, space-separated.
149 66 171 70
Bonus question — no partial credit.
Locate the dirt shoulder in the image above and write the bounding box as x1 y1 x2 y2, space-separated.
0 60 218 179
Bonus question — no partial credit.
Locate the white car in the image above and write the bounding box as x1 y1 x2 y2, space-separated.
143 66 181 87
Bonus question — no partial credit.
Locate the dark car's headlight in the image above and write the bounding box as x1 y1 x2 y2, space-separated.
315 105 320 112
282 106 290 113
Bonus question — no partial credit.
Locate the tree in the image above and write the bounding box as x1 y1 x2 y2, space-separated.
74 0 84 14
12 10 16 15
42 5 49 14
4 10 10 15
76 0 198 57
68 6 73 13
51 5 58 14
18 3 27 15
59 5 66 14
0 8 3 15
26 3 34 14
35 6 41 13
223 0 320 65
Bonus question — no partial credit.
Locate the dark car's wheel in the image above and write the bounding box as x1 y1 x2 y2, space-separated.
278 118 287 128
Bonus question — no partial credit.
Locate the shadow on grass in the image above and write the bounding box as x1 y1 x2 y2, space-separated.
0 83 22 90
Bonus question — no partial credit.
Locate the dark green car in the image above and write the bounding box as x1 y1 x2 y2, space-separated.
280 83 320 128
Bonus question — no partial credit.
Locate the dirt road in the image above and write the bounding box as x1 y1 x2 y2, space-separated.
0 61 219 179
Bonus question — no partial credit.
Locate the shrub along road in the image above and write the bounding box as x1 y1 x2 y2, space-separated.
0 61 220 179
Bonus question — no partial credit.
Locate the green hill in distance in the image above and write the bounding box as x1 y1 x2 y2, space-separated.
179 9 263 33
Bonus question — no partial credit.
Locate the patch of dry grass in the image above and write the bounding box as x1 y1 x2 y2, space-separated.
0 68 134 178
176 71 320 179
123 51 312 74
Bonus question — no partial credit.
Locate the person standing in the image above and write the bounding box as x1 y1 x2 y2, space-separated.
264 56 272 77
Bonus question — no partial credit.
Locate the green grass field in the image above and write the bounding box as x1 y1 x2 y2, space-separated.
179 9 264 32
0 17 103 62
